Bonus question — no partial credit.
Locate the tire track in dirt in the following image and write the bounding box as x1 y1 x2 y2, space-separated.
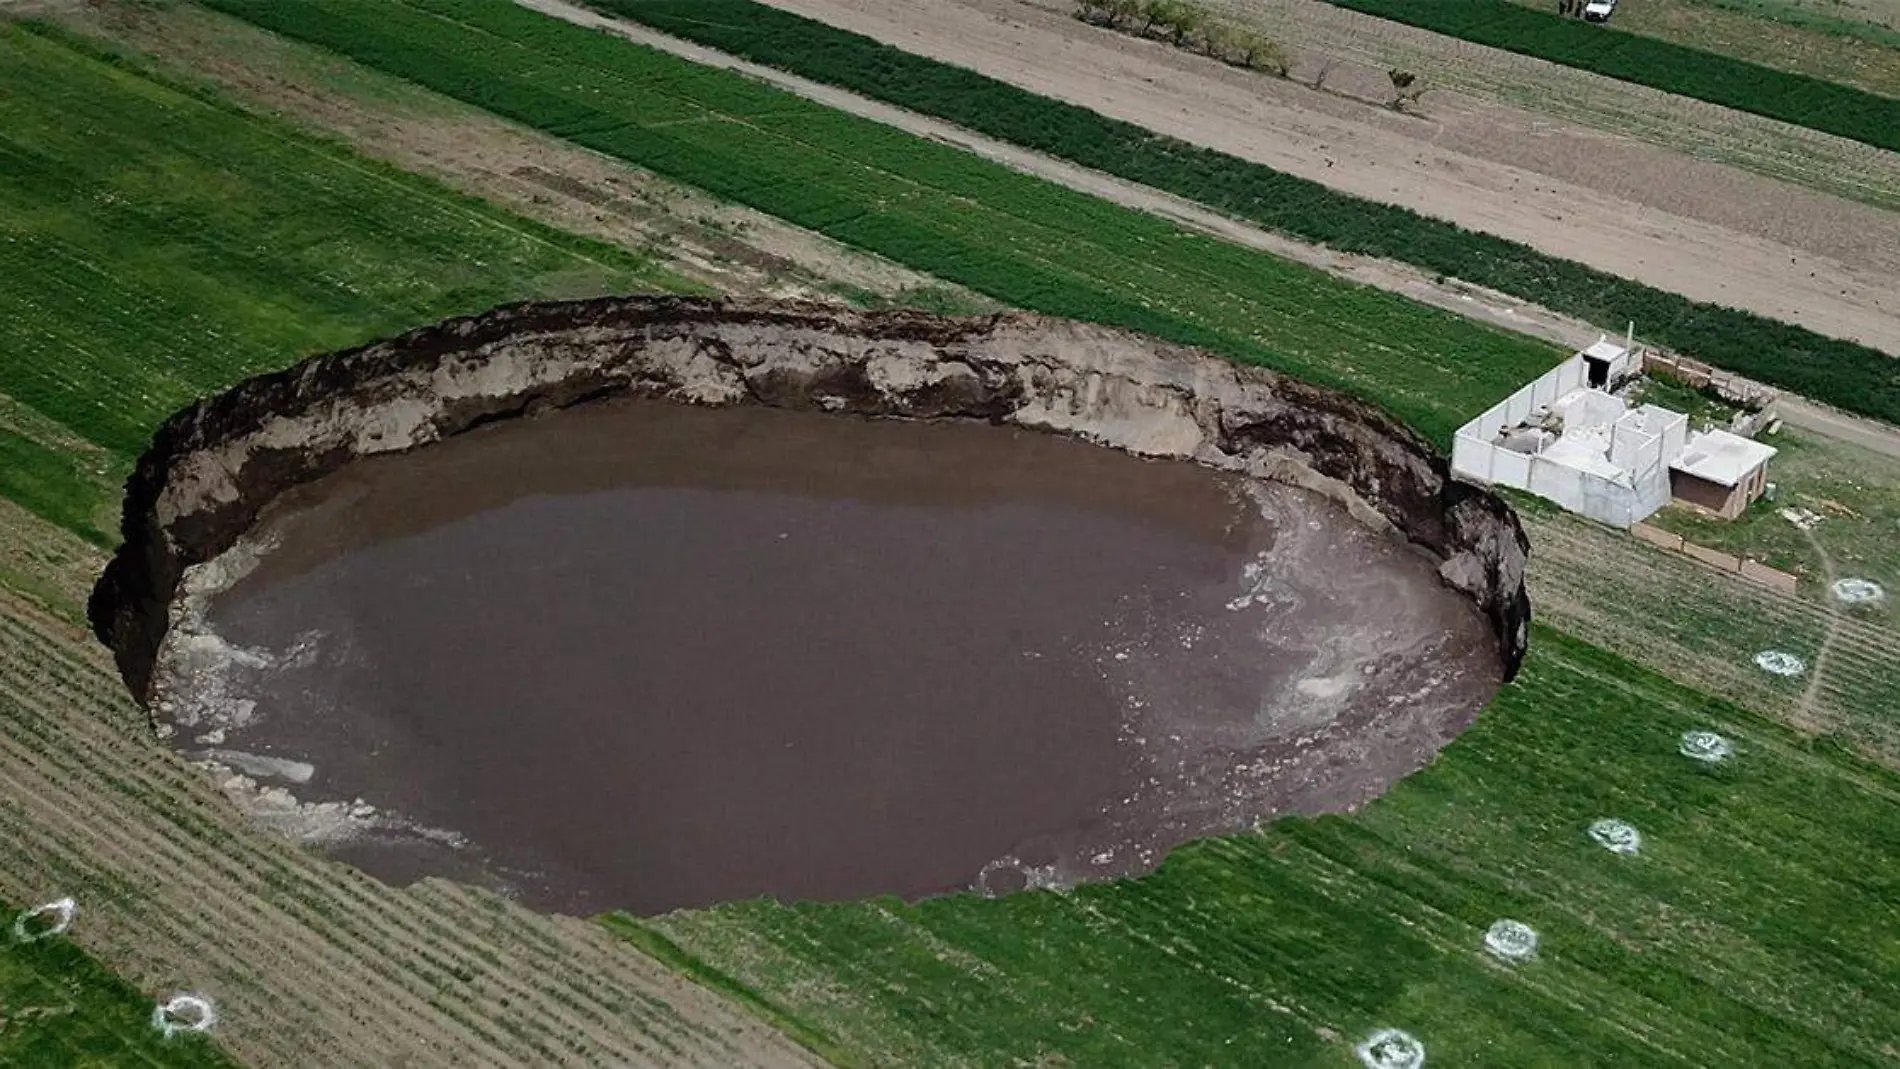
1524 511 1900 759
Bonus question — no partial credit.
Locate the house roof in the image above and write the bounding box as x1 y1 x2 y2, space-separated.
1581 339 1630 363
1670 429 1776 487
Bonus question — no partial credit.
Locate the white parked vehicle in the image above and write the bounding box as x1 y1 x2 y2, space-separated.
1583 0 1617 21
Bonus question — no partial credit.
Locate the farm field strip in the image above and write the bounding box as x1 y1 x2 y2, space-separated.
1522 509 1900 754
0 583 825 1068
200 0 1567 445
1196 0 1900 214
0 19 691 541
0 890 237 1069
576 0 1900 427
1521 0 1900 98
1328 0 1900 152
61 1 1000 318
640 626 1900 1067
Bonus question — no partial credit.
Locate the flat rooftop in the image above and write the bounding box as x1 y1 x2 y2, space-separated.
1672 429 1776 487
1581 339 1630 363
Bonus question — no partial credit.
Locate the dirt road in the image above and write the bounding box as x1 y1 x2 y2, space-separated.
745 0 1900 357
513 0 1900 454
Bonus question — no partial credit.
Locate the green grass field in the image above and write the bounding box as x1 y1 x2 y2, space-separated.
0 20 695 542
581 0 1900 430
1329 0 1900 150
2 4 1898 1066
633 628 1900 1067
198 0 1568 447
1 901 236 1068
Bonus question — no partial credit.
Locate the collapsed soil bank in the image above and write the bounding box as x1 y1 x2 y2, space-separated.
89 294 1535 911
91 295 1529 704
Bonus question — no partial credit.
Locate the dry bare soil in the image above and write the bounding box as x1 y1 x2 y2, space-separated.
760 0 1900 355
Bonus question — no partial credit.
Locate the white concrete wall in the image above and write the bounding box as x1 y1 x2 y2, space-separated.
1451 354 1675 527
1452 357 1586 488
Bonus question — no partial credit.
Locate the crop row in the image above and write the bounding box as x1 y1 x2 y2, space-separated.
586 0 1900 428
1328 0 1900 153
642 625 1900 1066
0 897 237 1068
204 0 1567 448
0 22 678 539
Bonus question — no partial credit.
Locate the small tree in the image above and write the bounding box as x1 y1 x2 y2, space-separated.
1165 2 1208 46
1139 0 1180 34
1250 34 1291 77
1202 22 1236 62
1076 0 1141 28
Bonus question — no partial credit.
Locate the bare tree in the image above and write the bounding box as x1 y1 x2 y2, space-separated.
1387 67 1428 111
1309 55 1337 90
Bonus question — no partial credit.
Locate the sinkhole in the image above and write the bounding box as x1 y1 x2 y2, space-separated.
94 297 1522 916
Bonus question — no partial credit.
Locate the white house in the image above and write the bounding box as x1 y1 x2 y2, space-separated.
1451 338 1775 528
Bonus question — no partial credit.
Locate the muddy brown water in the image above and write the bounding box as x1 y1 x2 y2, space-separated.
171 398 1500 916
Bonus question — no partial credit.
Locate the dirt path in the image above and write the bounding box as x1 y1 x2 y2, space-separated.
1776 397 1900 460
1795 529 1842 729
749 0 1900 356
71 1 990 316
507 0 1900 454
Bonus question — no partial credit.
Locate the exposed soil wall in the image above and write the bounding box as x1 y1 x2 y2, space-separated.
90 295 1530 698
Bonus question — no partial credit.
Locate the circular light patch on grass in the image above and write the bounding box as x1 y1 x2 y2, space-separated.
1753 650 1804 677
1678 729 1733 764
1588 818 1642 855
1831 578 1885 604
151 994 217 1038
1355 1028 1426 1069
1482 919 1538 961
10 897 75 943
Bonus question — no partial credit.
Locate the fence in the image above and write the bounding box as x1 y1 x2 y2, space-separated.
1627 521 1800 595
1640 352 1781 437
